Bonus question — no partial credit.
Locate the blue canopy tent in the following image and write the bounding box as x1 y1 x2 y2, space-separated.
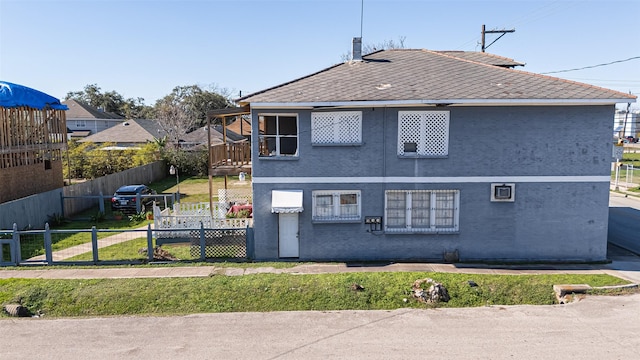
0 81 68 110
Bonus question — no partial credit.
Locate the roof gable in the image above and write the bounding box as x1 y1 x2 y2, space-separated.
63 99 125 120
79 119 165 143
238 49 635 106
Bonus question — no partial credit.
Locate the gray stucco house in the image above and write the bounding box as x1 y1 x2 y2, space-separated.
237 43 636 262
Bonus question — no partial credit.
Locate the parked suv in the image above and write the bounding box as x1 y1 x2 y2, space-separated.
110 185 157 213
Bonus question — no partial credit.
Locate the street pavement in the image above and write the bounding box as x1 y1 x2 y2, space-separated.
608 191 640 254
1 294 639 359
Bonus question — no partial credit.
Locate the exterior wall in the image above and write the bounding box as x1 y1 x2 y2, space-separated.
250 105 614 262
67 119 122 135
0 160 63 203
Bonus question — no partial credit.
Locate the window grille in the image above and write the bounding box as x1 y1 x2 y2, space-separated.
258 114 298 157
311 111 362 145
312 190 361 221
385 190 459 233
397 111 449 156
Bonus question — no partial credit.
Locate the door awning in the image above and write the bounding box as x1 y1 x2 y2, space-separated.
271 190 303 213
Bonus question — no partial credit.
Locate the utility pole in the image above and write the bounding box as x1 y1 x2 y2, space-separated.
481 24 515 52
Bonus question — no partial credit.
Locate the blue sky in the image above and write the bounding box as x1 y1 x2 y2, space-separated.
1 0 638 109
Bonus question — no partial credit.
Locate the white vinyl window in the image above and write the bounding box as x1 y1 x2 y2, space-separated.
385 190 459 233
76 120 86 128
397 111 449 157
312 190 361 221
311 111 362 145
258 114 298 157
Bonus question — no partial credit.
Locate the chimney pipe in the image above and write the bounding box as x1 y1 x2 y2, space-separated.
352 37 362 61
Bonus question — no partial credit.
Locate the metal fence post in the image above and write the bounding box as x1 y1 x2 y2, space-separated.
147 224 154 262
60 192 65 219
246 226 254 260
99 192 105 214
199 222 206 261
91 226 98 264
136 193 142 213
44 223 53 265
12 223 21 265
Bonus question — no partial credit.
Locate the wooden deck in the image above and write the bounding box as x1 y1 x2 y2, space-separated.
209 142 252 176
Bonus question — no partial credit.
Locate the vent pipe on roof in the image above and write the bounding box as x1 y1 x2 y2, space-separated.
352 37 362 61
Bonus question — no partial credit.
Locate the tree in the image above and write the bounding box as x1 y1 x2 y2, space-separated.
155 97 194 145
341 36 407 62
65 84 154 119
156 84 234 128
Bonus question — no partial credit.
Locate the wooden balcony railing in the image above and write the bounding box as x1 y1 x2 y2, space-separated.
209 142 251 168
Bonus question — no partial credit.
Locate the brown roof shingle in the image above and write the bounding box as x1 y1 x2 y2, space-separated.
63 99 125 119
79 119 165 144
238 49 636 105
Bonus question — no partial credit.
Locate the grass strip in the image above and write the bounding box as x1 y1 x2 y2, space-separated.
0 272 631 317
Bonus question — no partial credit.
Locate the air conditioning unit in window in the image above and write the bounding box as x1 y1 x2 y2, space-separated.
491 183 515 202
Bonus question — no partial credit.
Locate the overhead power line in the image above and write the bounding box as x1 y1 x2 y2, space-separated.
541 56 640 74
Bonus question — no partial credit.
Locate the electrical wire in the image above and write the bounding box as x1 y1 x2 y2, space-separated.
540 56 640 74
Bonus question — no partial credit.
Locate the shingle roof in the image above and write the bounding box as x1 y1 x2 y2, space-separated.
226 117 252 136
181 125 246 145
79 119 165 143
433 51 524 67
238 49 636 105
63 99 125 120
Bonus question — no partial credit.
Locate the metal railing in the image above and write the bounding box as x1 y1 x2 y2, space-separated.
0 223 252 266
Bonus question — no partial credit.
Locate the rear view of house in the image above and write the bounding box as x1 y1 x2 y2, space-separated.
237 42 636 263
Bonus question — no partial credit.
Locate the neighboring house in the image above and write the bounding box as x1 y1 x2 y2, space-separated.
0 81 68 203
226 116 252 140
180 125 246 149
613 109 639 139
63 99 124 138
78 119 166 148
237 41 636 262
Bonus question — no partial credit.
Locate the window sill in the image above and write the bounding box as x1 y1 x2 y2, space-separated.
312 143 362 147
397 154 448 159
312 219 362 224
384 230 459 235
258 156 299 161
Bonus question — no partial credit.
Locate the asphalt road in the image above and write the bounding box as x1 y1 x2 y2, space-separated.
608 192 640 254
1 294 639 360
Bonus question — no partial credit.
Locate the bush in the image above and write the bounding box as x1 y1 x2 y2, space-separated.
128 211 147 223
47 213 68 226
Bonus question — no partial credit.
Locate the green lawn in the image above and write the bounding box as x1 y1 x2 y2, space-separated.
0 272 632 317
19 174 237 259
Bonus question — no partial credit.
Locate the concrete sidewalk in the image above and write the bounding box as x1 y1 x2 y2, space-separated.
1 259 639 284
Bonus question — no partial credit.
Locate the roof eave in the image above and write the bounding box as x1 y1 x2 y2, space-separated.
248 98 636 109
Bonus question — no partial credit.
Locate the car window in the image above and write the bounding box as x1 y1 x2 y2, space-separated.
116 191 137 196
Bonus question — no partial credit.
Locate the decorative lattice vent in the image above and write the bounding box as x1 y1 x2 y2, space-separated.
398 111 449 156
311 112 362 144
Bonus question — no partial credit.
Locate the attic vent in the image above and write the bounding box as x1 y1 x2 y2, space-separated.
122 122 129 126
491 183 515 202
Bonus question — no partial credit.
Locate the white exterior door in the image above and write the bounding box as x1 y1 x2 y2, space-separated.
278 213 299 258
